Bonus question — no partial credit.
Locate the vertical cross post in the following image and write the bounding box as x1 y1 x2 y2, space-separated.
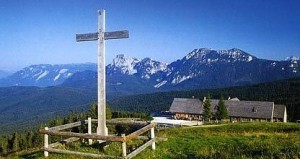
97 9 107 136
88 117 92 145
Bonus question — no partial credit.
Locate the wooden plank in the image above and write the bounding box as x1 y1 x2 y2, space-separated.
150 127 155 150
44 127 49 157
125 123 156 142
124 136 167 142
76 32 98 42
47 121 86 131
104 30 129 40
125 139 154 159
107 120 148 126
44 147 121 158
121 134 126 157
49 137 80 148
88 117 92 145
40 130 125 142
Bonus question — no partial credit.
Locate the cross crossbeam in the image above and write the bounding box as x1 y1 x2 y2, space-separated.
76 30 129 42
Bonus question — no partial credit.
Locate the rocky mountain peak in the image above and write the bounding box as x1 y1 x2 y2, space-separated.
111 54 140 68
108 54 167 79
183 48 256 63
108 54 140 75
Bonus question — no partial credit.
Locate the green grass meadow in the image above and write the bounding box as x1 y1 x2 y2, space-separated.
139 123 300 159
15 122 300 159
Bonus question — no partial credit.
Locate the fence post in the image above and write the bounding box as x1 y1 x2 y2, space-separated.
88 117 92 145
121 134 127 157
151 127 156 150
44 127 49 157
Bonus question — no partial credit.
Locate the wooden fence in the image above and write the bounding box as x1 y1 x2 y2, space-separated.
39 118 158 159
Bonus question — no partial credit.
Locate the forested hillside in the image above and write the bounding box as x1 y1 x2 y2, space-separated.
109 77 300 121
0 86 95 135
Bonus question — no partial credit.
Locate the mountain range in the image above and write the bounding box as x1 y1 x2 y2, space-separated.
63 48 300 97
1 48 299 94
0 63 97 87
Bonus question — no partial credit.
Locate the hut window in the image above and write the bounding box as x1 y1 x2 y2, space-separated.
252 107 257 113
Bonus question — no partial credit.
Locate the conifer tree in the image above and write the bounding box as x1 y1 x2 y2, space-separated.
89 102 98 119
203 95 212 122
216 96 228 120
12 133 19 152
19 133 27 150
32 131 42 147
88 102 112 119
106 106 112 119
27 131 34 148
0 136 8 154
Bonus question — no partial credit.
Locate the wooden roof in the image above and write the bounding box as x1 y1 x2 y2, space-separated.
169 98 203 114
210 99 274 119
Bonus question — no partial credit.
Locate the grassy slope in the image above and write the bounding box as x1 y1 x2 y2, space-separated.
138 123 300 159
17 122 300 159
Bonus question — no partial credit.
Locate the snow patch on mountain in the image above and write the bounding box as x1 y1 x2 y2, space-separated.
67 73 72 77
36 71 49 81
54 74 61 81
293 69 297 73
248 56 253 62
171 74 195 84
53 69 72 81
59 69 68 74
154 80 167 88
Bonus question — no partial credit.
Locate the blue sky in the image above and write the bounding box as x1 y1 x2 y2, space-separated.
0 0 299 71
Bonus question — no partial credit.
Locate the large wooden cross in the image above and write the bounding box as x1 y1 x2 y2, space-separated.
76 9 129 136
